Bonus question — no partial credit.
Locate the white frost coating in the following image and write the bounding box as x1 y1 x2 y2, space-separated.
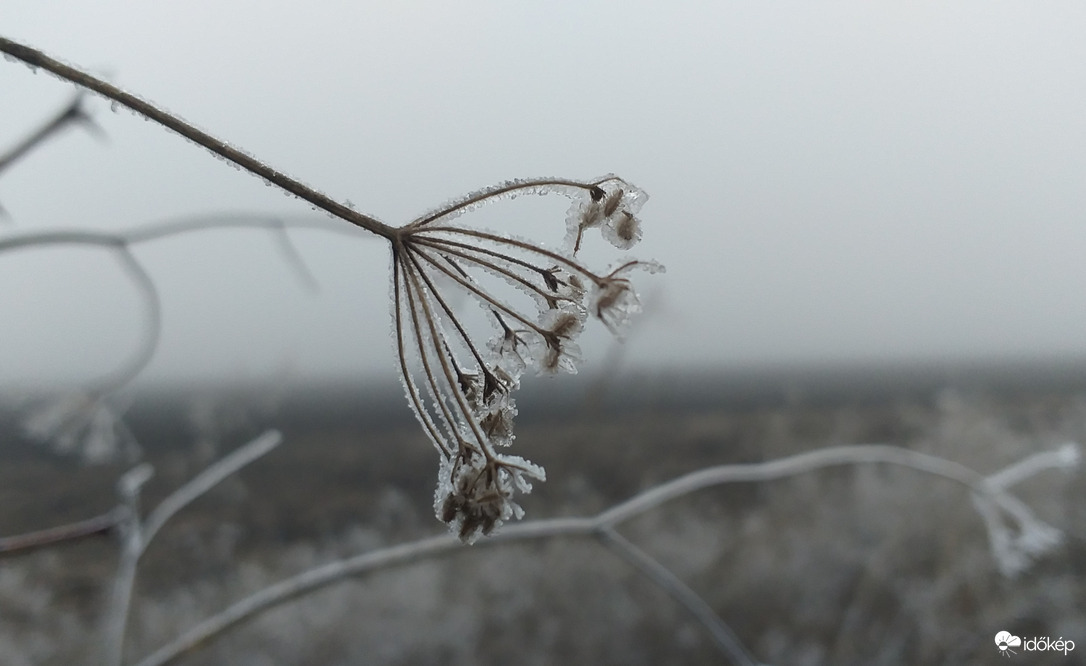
564 177 649 253
432 450 546 543
409 177 588 228
539 306 586 338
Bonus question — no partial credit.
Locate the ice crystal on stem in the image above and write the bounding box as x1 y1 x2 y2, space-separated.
391 175 662 541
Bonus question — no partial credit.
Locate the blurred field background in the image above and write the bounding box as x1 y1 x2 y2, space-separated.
2 365 1083 665
5 5 1086 664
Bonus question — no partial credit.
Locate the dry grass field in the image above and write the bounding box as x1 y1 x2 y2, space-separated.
2 365 1084 665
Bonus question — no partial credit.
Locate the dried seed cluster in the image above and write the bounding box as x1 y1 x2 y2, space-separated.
390 175 662 542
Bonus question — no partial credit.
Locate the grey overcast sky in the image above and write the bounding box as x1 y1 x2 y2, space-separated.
2 1 1086 388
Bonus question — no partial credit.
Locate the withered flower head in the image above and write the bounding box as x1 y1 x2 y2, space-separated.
390 175 662 541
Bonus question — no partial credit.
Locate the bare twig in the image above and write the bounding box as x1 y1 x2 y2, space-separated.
0 233 155 401
983 442 1080 491
0 93 101 176
0 213 356 285
0 507 125 556
104 463 155 666
141 430 281 547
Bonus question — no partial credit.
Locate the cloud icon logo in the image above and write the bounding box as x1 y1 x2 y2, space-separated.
995 631 1022 656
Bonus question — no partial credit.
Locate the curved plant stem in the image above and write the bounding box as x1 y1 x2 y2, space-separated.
108 248 161 394
141 431 282 548
0 230 159 397
408 177 597 227
0 214 351 400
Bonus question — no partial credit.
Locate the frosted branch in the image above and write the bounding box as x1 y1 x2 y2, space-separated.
103 463 155 666
102 430 281 666
141 430 282 548
4 216 348 462
983 442 1080 491
0 36 396 239
0 508 124 555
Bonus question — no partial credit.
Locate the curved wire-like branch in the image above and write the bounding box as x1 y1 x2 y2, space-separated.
131 442 1078 666
0 36 397 240
106 247 161 394
0 214 355 402
0 213 362 254
983 442 1079 491
0 232 159 420
595 444 986 525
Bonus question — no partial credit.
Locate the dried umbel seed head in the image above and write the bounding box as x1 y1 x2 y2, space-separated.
435 452 544 543
0 42 659 541
392 175 662 541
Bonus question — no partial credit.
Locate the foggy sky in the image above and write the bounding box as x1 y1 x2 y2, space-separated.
2 1 1086 388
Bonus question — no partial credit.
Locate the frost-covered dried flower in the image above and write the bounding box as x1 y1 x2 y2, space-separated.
0 42 660 540
435 452 544 543
591 259 665 336
390 175 662 540
564 179 649 253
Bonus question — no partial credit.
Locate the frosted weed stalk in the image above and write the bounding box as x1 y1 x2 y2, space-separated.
395 178 662 541
0 37 663 542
